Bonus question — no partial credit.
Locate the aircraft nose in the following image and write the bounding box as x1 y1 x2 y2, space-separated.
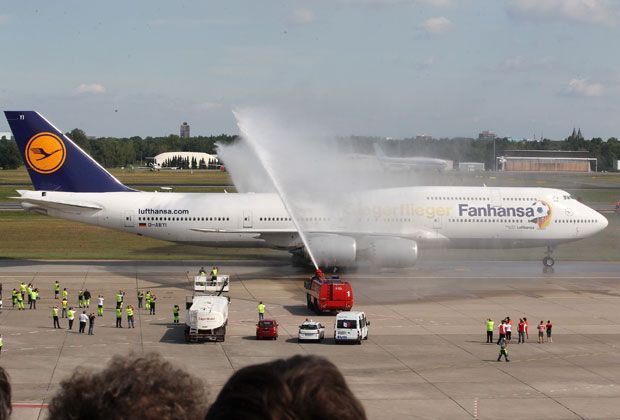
599 214 609 230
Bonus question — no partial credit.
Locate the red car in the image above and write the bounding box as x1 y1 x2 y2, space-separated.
256 319 279 340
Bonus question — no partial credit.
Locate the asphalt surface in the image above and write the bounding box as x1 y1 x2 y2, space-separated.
1 259 620 419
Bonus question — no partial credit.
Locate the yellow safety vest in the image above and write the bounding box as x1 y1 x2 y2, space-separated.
54 283 60 291
62 300 68 309
116 308 122 317
52 308 59 317
258 304 265 314
126 308 133 317
0 338 3 347
62 290 68 298
67 310 75 320
486 320 494 331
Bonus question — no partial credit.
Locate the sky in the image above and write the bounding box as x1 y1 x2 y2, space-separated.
0 0 619 139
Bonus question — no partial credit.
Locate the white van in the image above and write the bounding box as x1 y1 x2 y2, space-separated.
334 311 369 344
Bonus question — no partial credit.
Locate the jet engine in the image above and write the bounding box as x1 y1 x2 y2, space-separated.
367 238 418 268
306 234 357 267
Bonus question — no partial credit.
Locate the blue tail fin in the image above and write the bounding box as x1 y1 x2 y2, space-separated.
5 111 132 192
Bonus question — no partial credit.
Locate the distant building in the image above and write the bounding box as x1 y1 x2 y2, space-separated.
498 150 596 172
415 135 434 142
180 122 190 138
478 130 497 140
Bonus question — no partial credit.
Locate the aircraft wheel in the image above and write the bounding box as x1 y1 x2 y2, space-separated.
543 256 554 267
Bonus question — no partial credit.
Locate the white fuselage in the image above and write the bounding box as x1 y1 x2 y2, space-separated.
18 186 608 251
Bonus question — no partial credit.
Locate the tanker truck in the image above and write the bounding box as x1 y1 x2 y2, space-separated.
184 294 229 342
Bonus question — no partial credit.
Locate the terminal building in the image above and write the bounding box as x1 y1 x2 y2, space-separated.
498 150 597 172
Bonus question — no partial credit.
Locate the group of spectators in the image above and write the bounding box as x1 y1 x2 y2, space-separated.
0 352 366 420
487 316 553 345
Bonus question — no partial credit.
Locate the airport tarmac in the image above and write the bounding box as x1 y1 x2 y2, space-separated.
1 259 620 419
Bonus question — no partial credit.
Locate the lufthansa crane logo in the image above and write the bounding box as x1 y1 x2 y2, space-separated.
25 132 67 174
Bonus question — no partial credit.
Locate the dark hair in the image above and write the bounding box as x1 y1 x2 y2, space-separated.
0 367 11 420
206 355 366 420
48 352 209 420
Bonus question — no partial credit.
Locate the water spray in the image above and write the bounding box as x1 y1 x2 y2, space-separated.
233 110 320 270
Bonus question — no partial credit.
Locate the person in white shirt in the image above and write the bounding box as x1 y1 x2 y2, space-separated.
79 311 89 334
97 295 104 316
505 319 512 341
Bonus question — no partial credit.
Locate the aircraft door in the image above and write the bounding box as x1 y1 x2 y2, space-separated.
243 210 253 228
490 189 502 206
123 211 136 228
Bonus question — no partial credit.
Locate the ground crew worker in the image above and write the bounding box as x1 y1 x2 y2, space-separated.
97 295 104 316
258 301 265 320
52 306 60 329
78 289 84 308
54 281 60 299
26 284 33 306
11 288 17 308
83 289 91 308
145 291 152 311
16 292 24 310
19 282 26 301
62 288 68 300
198 267 206 275
149 295 156 315
173 305 180 323
486 318 494 343
126 305 135 328
29 288 38 310
67 307 76 330
497 337 509 362
210 266 218 281
116 290 123 309
0 333 3 355
61 298 68 318
137 290 144 308
116 307 123 328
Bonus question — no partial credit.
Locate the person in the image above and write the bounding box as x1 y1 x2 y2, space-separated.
0 334 3 356
497 337 509 362
52 306 61 329
173 305 180 324
54 280 60 299
67 307 76 330
26 283 33 307
518 318 526 343
11 289 17 309
83 289 91 308
126 305 135 328
29 288 38 310
116 290 123 309
505 316 512 341
88 313 96 335
497 319 506 344
149 295 156 315
19 282 26 301
523 317 529 340
198 266 206 276
46 352 209 420
546 320 553 343
62 288 68 301
78 289 84 308
145 290 151 312
210 266 219 281
538 320 546 343
258 301 265 320
116 307 123 328
16 291 24 311
485 318 494 343
61 298 68 318
205 355 366 420
137 290 144 308
97 295 104 316
79 311 88 334
0 366 12 420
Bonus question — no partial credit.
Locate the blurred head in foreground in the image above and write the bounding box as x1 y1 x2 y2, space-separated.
0 367 11 420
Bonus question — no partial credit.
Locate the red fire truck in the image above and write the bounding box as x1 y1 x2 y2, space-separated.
304 270 354 314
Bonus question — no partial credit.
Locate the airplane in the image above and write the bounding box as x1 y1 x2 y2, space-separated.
5 111 609 269
373 142 449 172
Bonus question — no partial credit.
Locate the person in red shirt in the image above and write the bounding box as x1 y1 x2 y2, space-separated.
546 320 553 343
497 320 506 344
517 318 526 343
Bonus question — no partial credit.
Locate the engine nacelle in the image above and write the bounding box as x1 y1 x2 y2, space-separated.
367 238 418 268
306 234 357 267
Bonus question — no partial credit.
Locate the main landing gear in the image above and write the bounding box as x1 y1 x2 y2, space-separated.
543 245 555 273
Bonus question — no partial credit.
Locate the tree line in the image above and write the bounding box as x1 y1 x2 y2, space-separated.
1 128 619 171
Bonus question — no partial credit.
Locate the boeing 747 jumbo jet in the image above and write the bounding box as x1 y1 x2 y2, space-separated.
5 111 608 268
